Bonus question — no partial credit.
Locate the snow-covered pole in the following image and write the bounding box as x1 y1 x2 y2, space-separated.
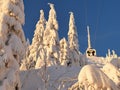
87 26 91 49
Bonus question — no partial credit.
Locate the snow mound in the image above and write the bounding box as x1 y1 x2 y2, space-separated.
77 64 118 90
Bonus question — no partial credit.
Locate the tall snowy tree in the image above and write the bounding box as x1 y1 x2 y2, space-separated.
28 10 46 69
43 3 60 66
21 10 46 70
0 0 26 89
68 12 80 66
31 10 46 49
59 38 70 66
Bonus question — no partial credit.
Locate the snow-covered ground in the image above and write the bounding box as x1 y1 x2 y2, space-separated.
20 56 120 90
20 66 81 90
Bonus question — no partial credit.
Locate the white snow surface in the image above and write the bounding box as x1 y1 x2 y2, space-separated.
20 56 120 90
20 66 81 90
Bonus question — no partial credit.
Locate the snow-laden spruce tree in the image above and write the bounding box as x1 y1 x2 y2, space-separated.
68 12 81 66
28 10 46 69
59 38 70 66
43 3 60 66
21 10 46 70
30 10 46 54
0 0 26 89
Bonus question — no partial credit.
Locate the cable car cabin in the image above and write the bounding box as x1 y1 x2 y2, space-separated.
86 48 96 57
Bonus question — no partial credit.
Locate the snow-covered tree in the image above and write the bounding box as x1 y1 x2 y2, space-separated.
78 64 119 90
68 12 80 66
20 38 30 70
59 38 70 66
30 10 46 50
106 49 118 62
0 0 26 89
112 50 117 58
102 63 120 88
28 9 46 69
35 48 48 69
43 3 60 66
21 10 46 70
38 48 49 90
25 38 30 56
109 58 120 69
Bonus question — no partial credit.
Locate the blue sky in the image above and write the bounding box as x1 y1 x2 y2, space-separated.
23 0 120 56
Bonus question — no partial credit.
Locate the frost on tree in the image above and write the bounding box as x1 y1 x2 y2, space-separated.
106 49 118 62
35 48 47 69
59 38 70 66
102 63 120 88
31 10 46 49
21 10 46 70
0 0 26 90
20 38 30 70
68 12 80 66
28 9 46 69
43 3 60 66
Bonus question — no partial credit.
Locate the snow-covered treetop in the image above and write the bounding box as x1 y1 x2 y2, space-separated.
48 3 55 18
60 38 67 47
38 10 46 25
32 9 46 46
36 9 46 35
68 12 77 36
48 3 54 9
68 12 79 50
47 3 58 30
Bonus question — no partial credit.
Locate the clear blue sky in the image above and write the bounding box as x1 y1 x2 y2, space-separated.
23 0 120 56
